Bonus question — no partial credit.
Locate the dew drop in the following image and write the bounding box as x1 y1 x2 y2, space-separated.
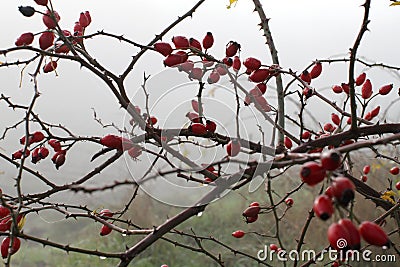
197 212 203 217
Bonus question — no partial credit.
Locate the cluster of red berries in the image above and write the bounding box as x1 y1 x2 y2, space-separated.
0 205 24 258
98 209 114 236
16 1 91 73
99 134 142 160
301 62 323 97
12 131 66 169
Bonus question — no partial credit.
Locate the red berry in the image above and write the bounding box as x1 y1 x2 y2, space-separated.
370 106 380 118
390 166 399 175
256 83 267 94
0 206 10 219
331 177 355 206
55 42 70 54
323 123 335 133
74 22 83 33
31 131 45 143
215 64 228 76
54 153 66 170
148 116 158 126
355 72 366 86
325 186 334 198
48 139 62 152
249 202 260 207
202 32 214 50
331 113 341 126
79 12 90 28
242 206 260 218
38 147 49 159
42 10 60 29
222 57 233 67
313 195 334 220
254 96 271 112
154 42 173 57
163 53 185 67
269 244 278 251
191 100 200 113
284 136 292 149
99 209 113 218
34 0 48 5
84 11 92 26
31 147 41 164
300 70 312 84
12 150 23 160
243 57 261 71
320 149 342 171
303 87 313 98
43 61 57 73
363 165 370 175
361 79 373 99
172 36 189 49
39 31 54 50
232 56 241 72
332 85 343 94
364 112 372 121
15 32 34 46
300 162 326 186
361 175 368 182
202 59 214 68
1 237 21 258
189 38 202 51
225 41 240 57
205 120 217 133
185 112 200 123
190 123 207 135
359 221 389 247
207 71 220 84
395 182 400 190
245 215 258 223
227 139 241 157
310 62 322 79
379 84 393 95
339 219 361 250
327 223 351 250
249 69 270 83
178 60 194 73
100 135 122 150
232 230 245 238
100 224 112 236
189 68 203 80
285 198 294 206
128 145 142 159
341 83 350 94
301 131 311 140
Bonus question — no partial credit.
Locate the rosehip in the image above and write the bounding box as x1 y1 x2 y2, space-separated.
207 71 220 84
189 123 207 135
303 87 313 98
100 224 112 236
38 147 49 159
191 100 200 113
39 31 54 50
43 61 57 73
250 202 260 207
310 62 322 79
0 206 11 219
364 112 372 121
189 38 202 51
361 79 373 99
232 230 245 238
154 42 173 57
245 215 258 223
243 57 261 71
361 175 368 182
148 116 158 126
84 11 92 25
189 68 203 80
284 136 292 149
1 237 21 258
202 32 214 50
215 64 228 75
313 195 334 220
323 123 335 133
396 182 400 190
355 72 366 86
15 33 34 46
320 149 342 171
34 0 48 6
300 162 326 186
301 131 311 140
359 221 389 247
325 186 334 198
178 60 194 73
300 70 311 84
370 106 380 118
222 57 233 67
363 165 370 175
269 244 278 251
163 54 184 67
331 177 355 206
48 139 62 152
256 83 267 94
100 135 122 150
74 22 83 33
128 145 142 159
186 112 200 123
242 206 260 218
341 83 350 94
99 209 113 218
339 219 361 250
227 139 241 157
55 43 70 54
31 148 41 164
79 12 90 28
327 223 351 250
225 41 240 57
43 10 60 29
285 198 294 206
332 85 343 94
202 59 214 68
379 84 393 95
232 56 241 72
54 153 65 170
172 36 189 49
254 96 271 112
331 113 340 126
390 166 399 175
249 69 270 83
205 120 217 133
12 149 30 160
19 6 35 17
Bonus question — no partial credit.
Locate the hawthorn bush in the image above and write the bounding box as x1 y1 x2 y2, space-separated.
1 0 400 266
